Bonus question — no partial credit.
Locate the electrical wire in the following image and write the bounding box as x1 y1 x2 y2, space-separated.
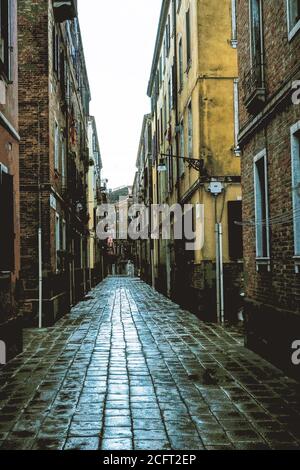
236 205 300 227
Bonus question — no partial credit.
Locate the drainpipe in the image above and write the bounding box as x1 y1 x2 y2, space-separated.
38 228 42 329
219 223 225 324
37 102 43 329
215 196 220 323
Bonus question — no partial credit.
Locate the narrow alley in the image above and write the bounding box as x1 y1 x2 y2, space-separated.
0 277 299 451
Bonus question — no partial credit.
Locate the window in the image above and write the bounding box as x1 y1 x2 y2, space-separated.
159 56 163 84
186 8 191 68
0 165 14 271
62 219 67 251
92 133 97 153
179 120 185 177
55 212 61 271
164 95 167 132
168 77 172 114
166 14 171 54
54 121 60 171
155 71 159 103
291 121 300 256
171 64 176 109
176 0 182 13
254 149 270 259
53 26 60 75
147 122 152 155
287 0 300 40
61 133 65 181
0 0 13 81
187 102 193 158
250 0 263 71
231 0 238 47
178 37 183 91
167 148 173 193
60 49 66 93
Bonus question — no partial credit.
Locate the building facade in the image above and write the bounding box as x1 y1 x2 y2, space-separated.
237 0 300 378
147 0 243 321
0 0 22 361
87 116 103 287
133 114 154 284
18 0 91 326
107 186 134 275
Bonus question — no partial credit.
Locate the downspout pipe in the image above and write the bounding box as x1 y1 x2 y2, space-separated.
37 102 43 329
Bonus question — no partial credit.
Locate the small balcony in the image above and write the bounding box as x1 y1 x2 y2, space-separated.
243 61 266 114
53 0 78 23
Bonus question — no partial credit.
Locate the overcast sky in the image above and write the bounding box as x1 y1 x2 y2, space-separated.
78 0 162 190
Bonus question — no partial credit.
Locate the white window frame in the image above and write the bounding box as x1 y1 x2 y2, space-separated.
253 149 270 268
286 0 300 41
290 121 300 272
231 0 238 47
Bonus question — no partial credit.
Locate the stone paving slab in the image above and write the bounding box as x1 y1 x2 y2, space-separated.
0 277 299 450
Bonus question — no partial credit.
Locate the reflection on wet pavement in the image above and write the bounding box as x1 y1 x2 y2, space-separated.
0 277 299 450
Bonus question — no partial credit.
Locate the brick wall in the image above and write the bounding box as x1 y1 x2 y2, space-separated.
18 0 50 293
237 0 300 375
238 0 300 129
238 0 300 314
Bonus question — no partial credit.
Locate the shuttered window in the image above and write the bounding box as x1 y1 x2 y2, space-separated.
186 9 191 67
178 38 183 91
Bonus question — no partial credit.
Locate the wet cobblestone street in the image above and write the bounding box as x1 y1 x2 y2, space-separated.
0 277 299 451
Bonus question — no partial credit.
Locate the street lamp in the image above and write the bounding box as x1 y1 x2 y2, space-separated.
157 152 207 173
157 152 241 184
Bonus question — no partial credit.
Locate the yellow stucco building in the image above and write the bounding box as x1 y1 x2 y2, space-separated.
147 0 242 321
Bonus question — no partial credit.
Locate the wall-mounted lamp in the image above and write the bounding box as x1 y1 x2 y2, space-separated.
157 159 167 173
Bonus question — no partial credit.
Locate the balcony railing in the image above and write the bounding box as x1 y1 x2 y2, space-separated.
53 1 78 23
243 60 266 114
